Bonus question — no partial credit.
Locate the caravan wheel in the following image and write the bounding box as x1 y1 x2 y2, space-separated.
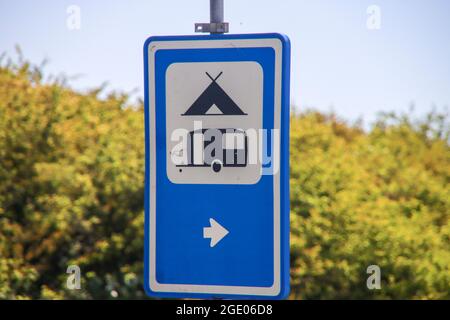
211 159 222 173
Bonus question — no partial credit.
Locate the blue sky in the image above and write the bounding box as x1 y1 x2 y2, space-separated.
1 0 449 124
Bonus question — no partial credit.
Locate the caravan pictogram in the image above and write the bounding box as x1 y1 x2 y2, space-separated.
176 127 248 173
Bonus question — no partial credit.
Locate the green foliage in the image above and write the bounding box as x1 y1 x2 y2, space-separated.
0 58 448 299
290 111 449 299
0 58 145 299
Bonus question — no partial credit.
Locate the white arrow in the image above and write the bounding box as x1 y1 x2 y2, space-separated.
203 218 229 247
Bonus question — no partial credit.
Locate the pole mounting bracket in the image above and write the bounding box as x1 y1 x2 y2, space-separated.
195 0 229 34
195 22 229 34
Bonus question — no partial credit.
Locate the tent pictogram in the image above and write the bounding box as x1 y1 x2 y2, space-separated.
183 72 247 116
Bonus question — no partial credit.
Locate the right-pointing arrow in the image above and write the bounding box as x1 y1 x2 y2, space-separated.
203 218 229 247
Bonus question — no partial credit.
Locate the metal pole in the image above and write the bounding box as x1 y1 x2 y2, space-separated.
195 0 229 34
210 0 224 25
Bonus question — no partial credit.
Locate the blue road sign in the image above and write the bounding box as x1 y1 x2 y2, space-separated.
144 33 290 299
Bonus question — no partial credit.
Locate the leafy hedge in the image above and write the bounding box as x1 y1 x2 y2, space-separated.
0 59 448 299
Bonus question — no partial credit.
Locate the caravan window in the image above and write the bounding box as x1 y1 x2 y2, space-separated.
223 132 245 150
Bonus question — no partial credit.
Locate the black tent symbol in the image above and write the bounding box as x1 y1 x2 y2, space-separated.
183 72 247 116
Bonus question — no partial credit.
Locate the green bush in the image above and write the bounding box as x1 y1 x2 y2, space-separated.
290 111 449 299
0 58 448 299
0 58 145 299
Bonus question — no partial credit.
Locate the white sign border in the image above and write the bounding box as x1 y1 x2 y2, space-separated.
147 37 283 296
